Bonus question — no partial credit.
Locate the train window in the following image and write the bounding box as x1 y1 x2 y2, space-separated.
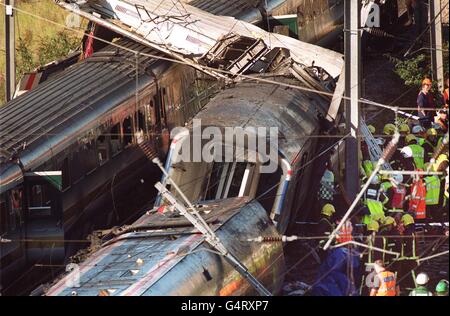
0 194 8 235
135 110 145 144
82 141 98 174
204 162 252 200
71 150 84 183
7 188 23 232
61 157 71 190
122 116 133 146
255 166 283 214
29 184 51 217
149 98 157 127
110 123 122 156
97 134 109 165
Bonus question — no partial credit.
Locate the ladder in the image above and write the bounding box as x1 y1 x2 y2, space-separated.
360 118 393 171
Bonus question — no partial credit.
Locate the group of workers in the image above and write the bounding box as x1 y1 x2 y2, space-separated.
315 77 449 296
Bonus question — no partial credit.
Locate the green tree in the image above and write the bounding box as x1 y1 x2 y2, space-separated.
37 31 80 66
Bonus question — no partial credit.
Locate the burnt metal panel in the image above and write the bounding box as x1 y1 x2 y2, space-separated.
192 77 327 163
45 198 284 296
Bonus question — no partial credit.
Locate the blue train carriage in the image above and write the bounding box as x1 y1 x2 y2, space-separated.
44 69 331 296
0 37 216 294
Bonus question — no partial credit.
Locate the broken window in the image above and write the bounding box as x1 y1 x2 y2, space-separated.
122 116 133 146
110 123 122 156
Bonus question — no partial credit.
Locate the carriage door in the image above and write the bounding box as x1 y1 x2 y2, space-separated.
24 175 64 264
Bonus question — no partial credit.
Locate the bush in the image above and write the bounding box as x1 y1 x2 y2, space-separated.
37 31 80 66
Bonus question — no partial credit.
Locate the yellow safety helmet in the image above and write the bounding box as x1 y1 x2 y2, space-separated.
427 128 438 137
399 124 410 134
401 214 415 226
405 134 417 145
383 124 396 136
367 220 380 232
321 204 336 217
382 216 396 227
368 125 376 134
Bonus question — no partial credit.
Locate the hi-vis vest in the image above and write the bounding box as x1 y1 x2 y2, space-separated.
336 221 353 243
409 179 427 219
409 144 425 170
391 185 407 210
424 176 440 206
376 271 397 296
363 160 375 178
365 199 385 223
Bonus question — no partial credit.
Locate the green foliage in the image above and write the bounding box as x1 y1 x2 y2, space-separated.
37 31 80 66
16 37 36 76
387 54 428 87
386 41 449 92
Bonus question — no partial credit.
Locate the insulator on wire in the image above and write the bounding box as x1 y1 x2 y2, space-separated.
246 236 299 243
139 141 159 161
380 133 400 163
363 28 395 38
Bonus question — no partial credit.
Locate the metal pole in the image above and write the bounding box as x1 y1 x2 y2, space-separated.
323 133 399 250
5 0 16 101
344 0 361 200
430 0 444 92
155 182 272 296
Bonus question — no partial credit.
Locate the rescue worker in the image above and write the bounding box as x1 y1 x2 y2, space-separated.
398 147 416 186
412 125 426 145
363 175 387 225
423 128 438 161
383 123 396 137
423 170 441 221
409 273 433 296
435 109 448 133
317 204 336 248
404 134 425 170
317 162 335 210
417 78 435 129
335 218 353 244
443 76 449 108
400 213 417 259
370 260 399 296
435 280 449 296
365 220 383 264
398 123 410 148
383 174 407 214
408 174 427 222
379 216 398 264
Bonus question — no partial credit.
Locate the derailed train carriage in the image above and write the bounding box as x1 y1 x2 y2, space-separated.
44 66 333 295
0 37 215 294
185 0 407 46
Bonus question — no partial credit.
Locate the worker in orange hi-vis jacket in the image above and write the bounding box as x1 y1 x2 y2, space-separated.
407 173 427 222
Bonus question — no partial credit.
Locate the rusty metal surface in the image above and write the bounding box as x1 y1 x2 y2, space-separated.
45 198 285 296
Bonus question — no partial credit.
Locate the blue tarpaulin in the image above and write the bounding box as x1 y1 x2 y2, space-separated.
311 247 361 296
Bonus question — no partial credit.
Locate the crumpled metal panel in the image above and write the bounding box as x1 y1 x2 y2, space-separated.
64 0 343 77
46 198 285 296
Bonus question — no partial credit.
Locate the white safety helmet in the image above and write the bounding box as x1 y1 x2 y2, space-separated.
416 273 430 285
371 175 380 185
391 174 404 184
412 125 425 134
400 146 413 159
